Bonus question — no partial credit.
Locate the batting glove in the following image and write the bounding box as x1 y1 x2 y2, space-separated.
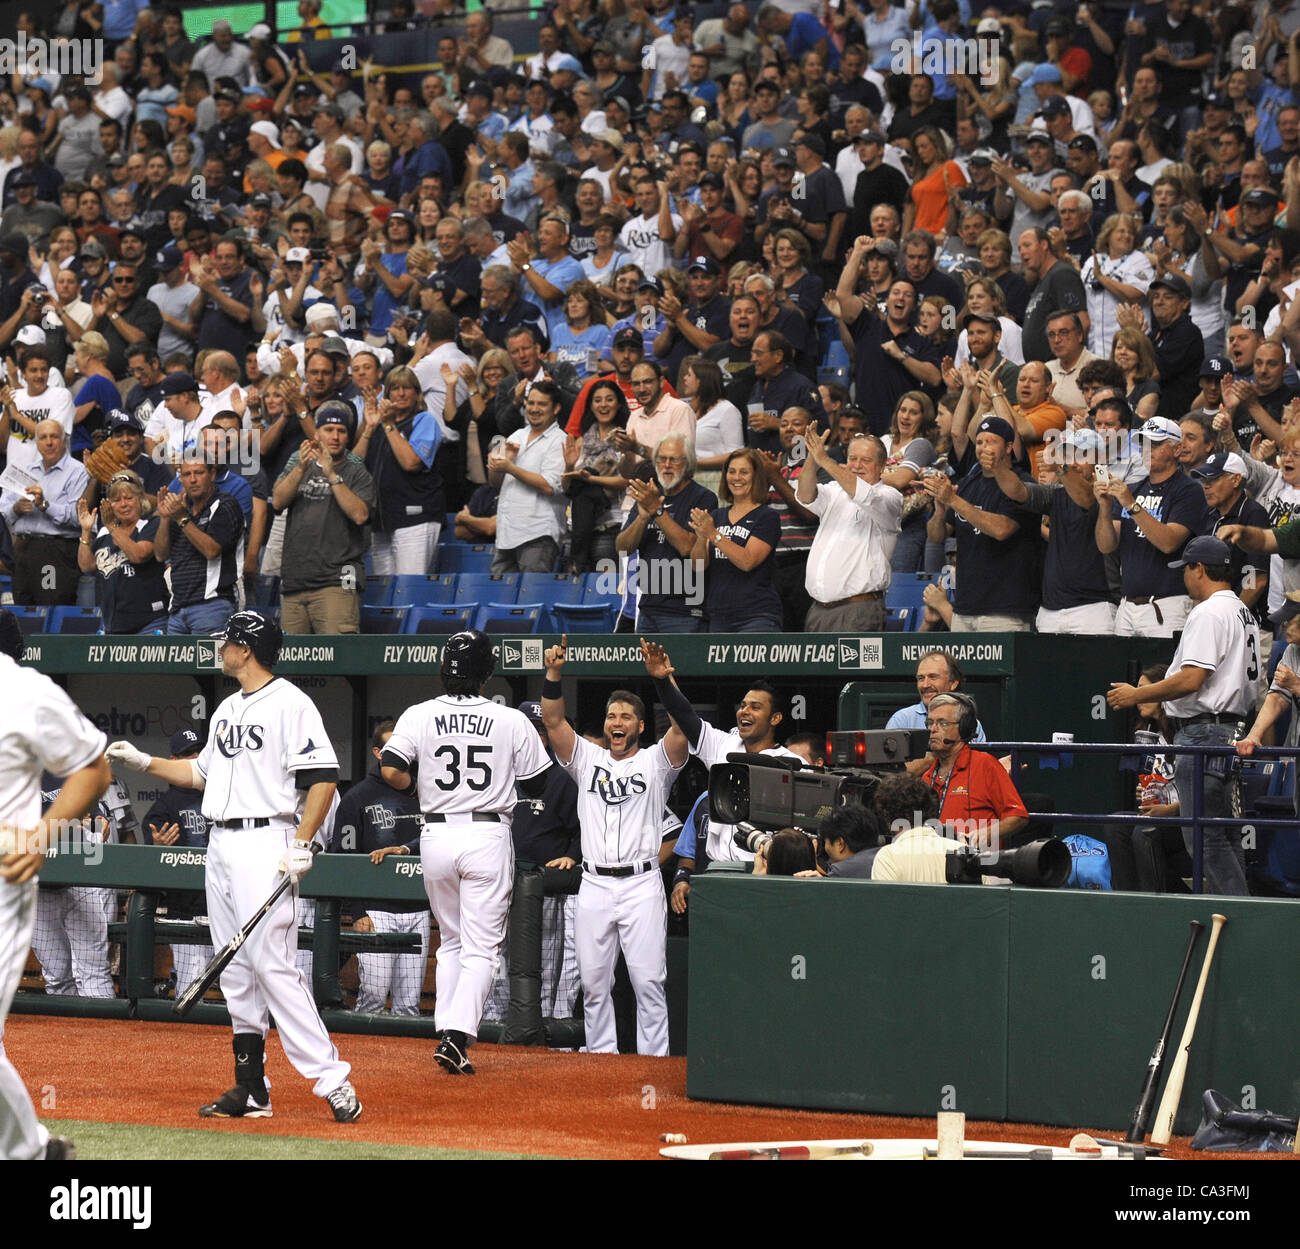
106 740 151 771
279 839 315 879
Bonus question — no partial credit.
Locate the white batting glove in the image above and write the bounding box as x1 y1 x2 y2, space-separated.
106 740 151 771
279 840 315 879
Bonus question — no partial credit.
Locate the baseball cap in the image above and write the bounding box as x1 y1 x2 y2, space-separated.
637 277 664 296
1029 63 1063 86
248 22 272 40
1067 134 1099 153
249 191 273 209
466 79 494 100
158 371 198 397
869 238 899 259
771 146 796 168
595 128 624 151
1203 92 1231 110
27 77 52 96
315 101 345 122
166 103 197 123
250 120 281 149
856 129 888 146
0 233 30 258
976 415 1015 444
605 95 631 115
1044 16 1071 37
519 701 544 726
1168 535 1232 569
1039 94 1071 118
1024 129 1054 146
15 325 45 346
214 88 241 104
1242 187 1278 209
698 171 724 190
1134 416 1182 443
284 246 311 264
305 302 340 328
1063 428 1107 458
968 148 998 166
293 82 319 97
118 223 145 241
962 308 1000 327
79 238 108 260
155 245 183 270
976 16 1002 34
320 335 351 360
687 255 721 275
550 54 583 74
1191 451 1248 480
1200 355 1233 379
1148 271 1191 298
170 728 202 756
10 171 36 189
613 327 643 349
313 399 355 431
793 133 826 157
107 408 143 432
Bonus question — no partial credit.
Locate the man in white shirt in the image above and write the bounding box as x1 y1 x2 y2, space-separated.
645 11 695 100
797 426 902 632
488 378 567 572
1 348 74 473
618 178 681 280
412 309 474 443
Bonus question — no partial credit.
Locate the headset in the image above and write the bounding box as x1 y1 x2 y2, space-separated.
931 692 978 744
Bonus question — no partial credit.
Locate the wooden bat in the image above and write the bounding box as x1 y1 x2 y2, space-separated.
1126 919 1203 1143
707 1142 874 1160
172 847 319 1018
1150 913 1227 1147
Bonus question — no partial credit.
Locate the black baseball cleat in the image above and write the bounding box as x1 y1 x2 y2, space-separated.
44 1136 76 1160
199 1084 272 1118
434 1032 476 1075
326 1081 362 1122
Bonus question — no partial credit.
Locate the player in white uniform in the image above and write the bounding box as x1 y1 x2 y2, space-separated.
381 629 551 1075
541 636 689 1057
1108 535 1259 896
106 610 363 1122
0 609 111 1161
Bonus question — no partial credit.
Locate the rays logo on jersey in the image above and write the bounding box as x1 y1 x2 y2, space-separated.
213 719 265 758
588 766 647 804
364 803 399 831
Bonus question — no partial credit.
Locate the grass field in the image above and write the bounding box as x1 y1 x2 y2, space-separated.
41 1119 557 1161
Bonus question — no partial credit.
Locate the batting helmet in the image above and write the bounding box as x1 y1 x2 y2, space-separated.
0 609 25 662
441 629 495 686
217 609 283 668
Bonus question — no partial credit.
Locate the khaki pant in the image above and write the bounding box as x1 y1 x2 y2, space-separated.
805 595 885 633
281 586 360 635
949 611 1035 633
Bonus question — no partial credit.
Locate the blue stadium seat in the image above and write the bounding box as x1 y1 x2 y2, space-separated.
883 608 912 632
9 605 48 636
885 573 941 614
361 605 409 634
818 366 850 388
552 602 614 633
518 573 582 629
581 572 622 617
437 544 495 575
405 604 476 634
390 574 457 607
254 575 281 608
76 574 98 608
455 573 519 608
475 602 544 633
362 575 393 608
48 606 104 634
822 339 850 370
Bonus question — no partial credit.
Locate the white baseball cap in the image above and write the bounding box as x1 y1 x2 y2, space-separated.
250 120 281 149
248 22 272 40
16 325 45 345
285 246 311 264
305 301 340 327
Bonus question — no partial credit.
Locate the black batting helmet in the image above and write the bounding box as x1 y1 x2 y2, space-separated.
216 609 283 668
441 629 495 686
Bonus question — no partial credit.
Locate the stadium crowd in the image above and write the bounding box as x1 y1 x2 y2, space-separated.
0 0 1299 647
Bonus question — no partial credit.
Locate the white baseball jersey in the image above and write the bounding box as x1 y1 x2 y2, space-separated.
0 655 106 829
1163 589 1260 721
560 735 682 866
197 679 338 823
385 695 549 817
693 722 803 864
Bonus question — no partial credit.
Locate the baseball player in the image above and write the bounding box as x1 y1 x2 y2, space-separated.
334 720 429 1017
106 609 363 1122
541 636 689 1057
0 608 111 1161
380 630 551 1075
143 727 214 999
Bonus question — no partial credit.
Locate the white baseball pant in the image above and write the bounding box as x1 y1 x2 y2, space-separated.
482 894 581 1024
420 822 512 1039
31 886 114 997
1 878 48 1159
355 909 431 1016
205 827 350 1098
295 896 315 980
576 871 668 1057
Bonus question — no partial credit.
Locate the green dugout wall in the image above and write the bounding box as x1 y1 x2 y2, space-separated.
686 875 1300 1134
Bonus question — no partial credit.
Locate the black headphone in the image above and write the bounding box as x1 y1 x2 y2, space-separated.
934 692 978 742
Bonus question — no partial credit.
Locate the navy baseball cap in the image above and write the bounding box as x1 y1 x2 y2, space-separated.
159 371 198 396
975 415 1016 443
155 245 183 271
771 146 796 168
1242 188 1278 209
1039 94 1071 118
106 408 143 432
637 277 664 296
613 326 643 348
1200 355 1232 379
170 728 202 756
687 255 721 275
1191 451 1248 481
520 701 544 725
1149 271 1191 298
1169 535 1232 568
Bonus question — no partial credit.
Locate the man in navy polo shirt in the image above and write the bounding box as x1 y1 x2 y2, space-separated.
1145 271 1204 419
739 330 824 457
654 255 731 383
1095 416 1205 637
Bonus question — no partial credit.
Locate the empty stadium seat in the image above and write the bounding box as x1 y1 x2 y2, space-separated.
455 573 519 608
8 606 47 636
821 339 850 370
362 575 393 607
437 544 495 575
361 605 409 634
885 573 942 614
48 606 104 634
404 604 476 634
475 602 543 633
75 574 98 608
518 573 583 629
552 602 614 632
390 574 457 607
254 575 281 608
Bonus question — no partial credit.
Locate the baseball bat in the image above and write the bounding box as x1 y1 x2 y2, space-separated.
1150 913 1227 1147
707 1142 874 1160
1125 919 1204 1143
173 846 320 1018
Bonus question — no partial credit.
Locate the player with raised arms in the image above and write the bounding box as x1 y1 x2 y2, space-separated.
380 629 552 1076
106 609 363 1123
541 635 690 1056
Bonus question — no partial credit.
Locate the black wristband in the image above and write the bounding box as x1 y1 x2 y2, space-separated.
673 866 692 886
653 674 703 747
542 678 563 700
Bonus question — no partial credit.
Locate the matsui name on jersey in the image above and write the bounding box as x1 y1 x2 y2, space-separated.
432 711 496 736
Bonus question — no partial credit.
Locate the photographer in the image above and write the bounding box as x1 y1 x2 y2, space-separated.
870 772 963 884
752 830 817 877
812 803 886 879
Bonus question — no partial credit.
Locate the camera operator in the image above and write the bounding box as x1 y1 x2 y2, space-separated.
752 829 817 877
814 803 886 879
920 693 1027 847
870 772 964 883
